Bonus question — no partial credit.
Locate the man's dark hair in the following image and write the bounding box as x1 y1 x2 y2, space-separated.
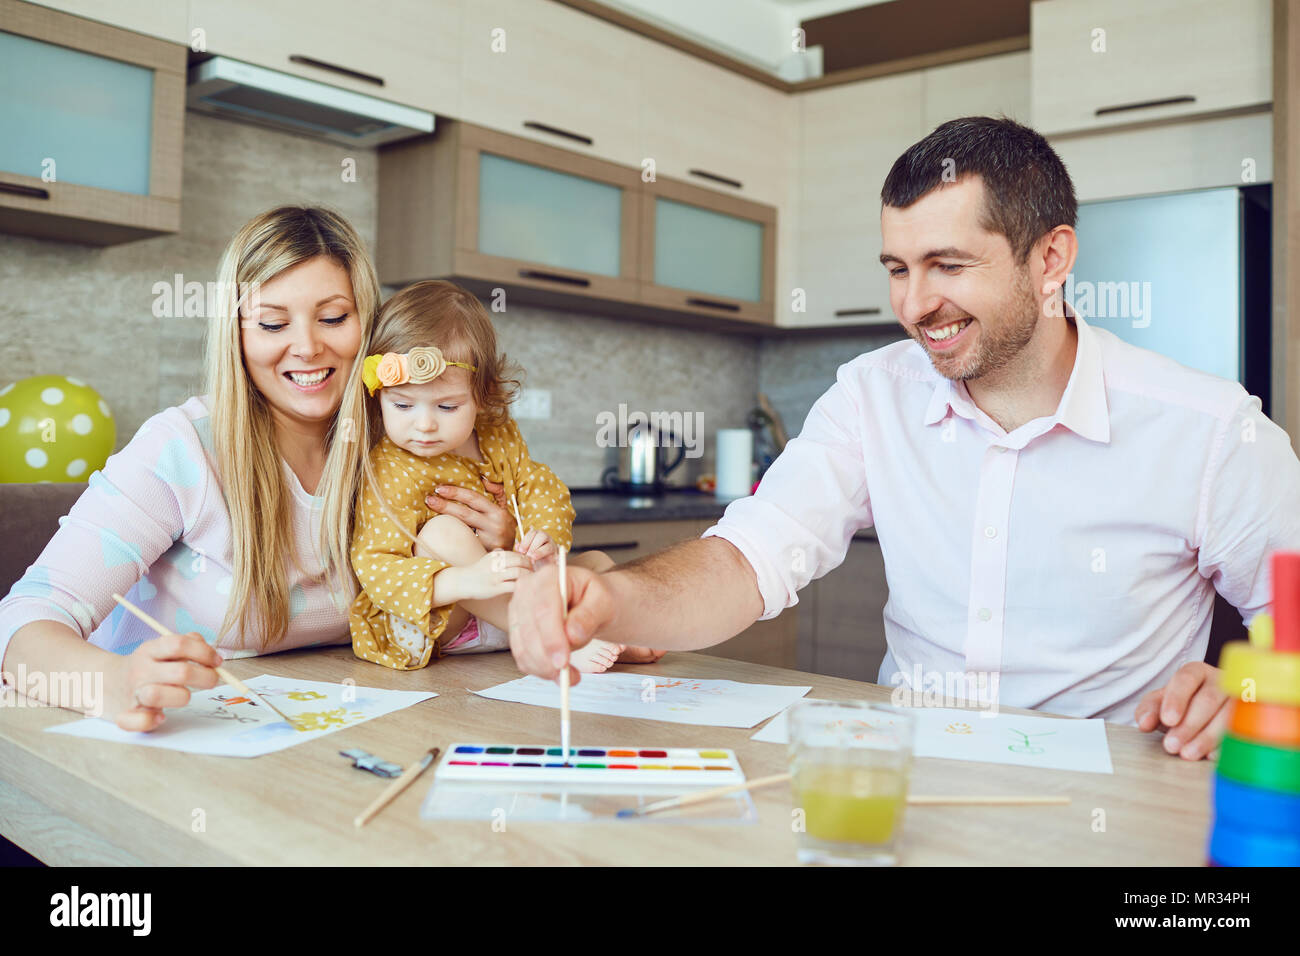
881 115 1077 262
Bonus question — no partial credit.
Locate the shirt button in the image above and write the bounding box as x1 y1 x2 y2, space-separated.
977 608 992 621
984 526 997 538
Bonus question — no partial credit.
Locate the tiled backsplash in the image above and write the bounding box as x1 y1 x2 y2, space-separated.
0 111 897 488
758 329 908 444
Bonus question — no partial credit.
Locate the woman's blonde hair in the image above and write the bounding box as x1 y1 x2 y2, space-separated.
362 280 521 543
205 205 379 648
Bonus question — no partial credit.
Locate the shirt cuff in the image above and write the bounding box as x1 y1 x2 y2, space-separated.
701 522 791 622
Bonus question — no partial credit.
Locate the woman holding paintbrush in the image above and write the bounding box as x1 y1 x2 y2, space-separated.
0 206 524 731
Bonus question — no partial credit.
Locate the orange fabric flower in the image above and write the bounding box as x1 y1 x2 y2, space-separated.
375 352 407 388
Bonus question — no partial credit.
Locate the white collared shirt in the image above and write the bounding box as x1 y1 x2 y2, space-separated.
705 312 1300 722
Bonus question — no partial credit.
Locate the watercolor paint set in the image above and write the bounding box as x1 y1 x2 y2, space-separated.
422 743 757 823
436 743 746 786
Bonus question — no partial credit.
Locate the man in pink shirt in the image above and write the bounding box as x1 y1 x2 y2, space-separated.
507 117 1300 760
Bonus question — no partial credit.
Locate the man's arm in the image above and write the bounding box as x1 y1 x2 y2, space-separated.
509 536 763 682
508 364 873 682
1135 392 1300 758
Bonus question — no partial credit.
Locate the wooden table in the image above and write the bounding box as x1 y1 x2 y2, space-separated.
0 648 1213 865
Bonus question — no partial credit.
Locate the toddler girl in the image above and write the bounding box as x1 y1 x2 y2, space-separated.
348 280 662 671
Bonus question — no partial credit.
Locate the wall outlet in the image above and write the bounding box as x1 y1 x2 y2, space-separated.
514 388 552 420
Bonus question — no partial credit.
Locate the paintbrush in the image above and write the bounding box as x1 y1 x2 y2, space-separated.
111 593 299 728
557 545 571 766
354 746 440 828
509 491 526 546
617 772 1071 818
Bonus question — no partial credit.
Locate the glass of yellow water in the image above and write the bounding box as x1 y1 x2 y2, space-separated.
788 699 915 866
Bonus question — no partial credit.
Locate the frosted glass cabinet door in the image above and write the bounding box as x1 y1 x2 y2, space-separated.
476 152 623 277
0 31 154 194
652 197 764 302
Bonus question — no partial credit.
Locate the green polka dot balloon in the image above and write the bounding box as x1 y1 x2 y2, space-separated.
0 375 116 483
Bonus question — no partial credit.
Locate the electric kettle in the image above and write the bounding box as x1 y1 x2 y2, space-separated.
603 420 686 493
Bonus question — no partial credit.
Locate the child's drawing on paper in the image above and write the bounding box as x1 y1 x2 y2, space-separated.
751 703 1113 774
46 675 437 758
474 673 812 728
287 707 366 732
1007 728 1056 754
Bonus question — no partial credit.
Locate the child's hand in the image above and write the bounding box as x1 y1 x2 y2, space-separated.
454 550 532 601
516 529 557 562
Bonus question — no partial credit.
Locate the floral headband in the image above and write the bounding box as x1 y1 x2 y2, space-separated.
362 346 477 396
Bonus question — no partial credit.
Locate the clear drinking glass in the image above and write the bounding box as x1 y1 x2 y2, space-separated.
787 699 915 865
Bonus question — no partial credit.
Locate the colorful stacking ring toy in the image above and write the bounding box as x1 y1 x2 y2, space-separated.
1219 642 1300 707
1228 700 1300 747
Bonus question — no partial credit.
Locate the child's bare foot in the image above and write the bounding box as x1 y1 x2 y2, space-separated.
571 638 623 673
617 646 666 664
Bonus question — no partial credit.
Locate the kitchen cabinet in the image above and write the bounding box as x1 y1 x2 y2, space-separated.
796 535 890 682
637 41 795 208
638 176 776 326
186 0 461 115
571 518 797 670
378 121 642 305
379 120 779 330
18 0 187 44
1050 111 1273 202
458 0 639 166
922 51 1030 129
789 71 925 329
1030 0 1271 136
0 0 184 245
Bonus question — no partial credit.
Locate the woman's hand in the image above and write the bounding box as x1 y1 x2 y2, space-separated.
426 481 515 552
517 529 557 563
112 631 223 732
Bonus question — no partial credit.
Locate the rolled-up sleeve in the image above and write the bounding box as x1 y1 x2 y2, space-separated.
703 366 873 620
1195 393 1300 624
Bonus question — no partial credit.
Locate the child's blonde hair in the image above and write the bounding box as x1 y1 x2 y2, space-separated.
361 280 522 544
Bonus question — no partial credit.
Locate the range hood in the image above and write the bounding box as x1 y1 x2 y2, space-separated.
187 56 434 147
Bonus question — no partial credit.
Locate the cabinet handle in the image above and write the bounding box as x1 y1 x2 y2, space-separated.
573 541 640 552
1095 95 1195 117
288 55 384 87
522 121 594 146
0 182 50 199
689 169 743 190
833 307 881 318
686 297 741 312
518 269 591 288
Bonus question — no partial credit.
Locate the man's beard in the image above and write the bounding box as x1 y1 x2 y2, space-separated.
913 268 1040 382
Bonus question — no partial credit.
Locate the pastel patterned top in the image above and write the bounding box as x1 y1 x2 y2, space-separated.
0 394 356 684
349 417 574 670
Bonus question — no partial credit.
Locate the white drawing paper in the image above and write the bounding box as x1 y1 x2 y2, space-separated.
473 673 811 728
46 674 437 758
752 700 1113 774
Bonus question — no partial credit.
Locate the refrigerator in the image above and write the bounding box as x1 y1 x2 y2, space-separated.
1068 184 1272 416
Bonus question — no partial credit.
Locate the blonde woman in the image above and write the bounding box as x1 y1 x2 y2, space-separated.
0 206 382 731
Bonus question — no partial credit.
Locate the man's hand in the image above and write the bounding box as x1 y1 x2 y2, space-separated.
508 560 617 685
1135 662 1231 760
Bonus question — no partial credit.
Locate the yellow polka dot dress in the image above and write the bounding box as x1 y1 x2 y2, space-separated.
348 416 575 670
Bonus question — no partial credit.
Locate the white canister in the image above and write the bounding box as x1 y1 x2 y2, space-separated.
715 428 754 499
